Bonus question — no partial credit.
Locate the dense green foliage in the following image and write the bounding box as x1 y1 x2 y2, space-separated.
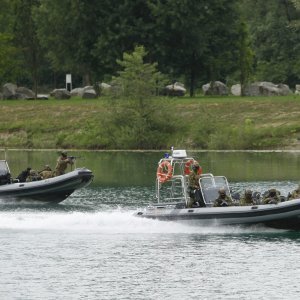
100 46 179 149
241 0 300 87
1 0 299 93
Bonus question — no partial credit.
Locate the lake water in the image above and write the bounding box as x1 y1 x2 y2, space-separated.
0 150 300 299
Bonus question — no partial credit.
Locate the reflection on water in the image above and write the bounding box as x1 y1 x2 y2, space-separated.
1 149 300 186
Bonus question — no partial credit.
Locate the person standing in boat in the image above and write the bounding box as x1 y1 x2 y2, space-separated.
188 163 204 207
213 187 233 207
240 189 256 206
54 151 74 176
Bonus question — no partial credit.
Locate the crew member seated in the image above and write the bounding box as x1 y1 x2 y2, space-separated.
39 165 53 179
26 169 41 182
288 184 300 200
262 188 281 204
240 189 256 206
16 167 31 183
213 187 233 207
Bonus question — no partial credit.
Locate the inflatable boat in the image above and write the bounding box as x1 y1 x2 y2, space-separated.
0 160 93 203
136 150 300 230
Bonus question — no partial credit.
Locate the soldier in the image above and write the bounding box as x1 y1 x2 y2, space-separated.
213 187 233 207
16 167 31 182
54 151 74 176
26 169 41 181
288 184 300 200
263 188 281 204
39 165 53 179
240 189 256 206
188 163 203 207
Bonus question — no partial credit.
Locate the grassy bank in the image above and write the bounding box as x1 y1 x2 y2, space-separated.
1 95 300 150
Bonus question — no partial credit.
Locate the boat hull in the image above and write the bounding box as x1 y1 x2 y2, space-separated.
136 199 300 230
0 168 93 203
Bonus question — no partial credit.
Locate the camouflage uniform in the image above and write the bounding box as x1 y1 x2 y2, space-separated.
213 188 233 207
26 169 41 182
55 153 73 176
289 185 300 200
39 165 53 179
240 190 255 206
40 170 53 179
187 164 201 208
263 188 281 204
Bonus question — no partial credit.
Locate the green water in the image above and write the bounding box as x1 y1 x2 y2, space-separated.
0 150 300 299
2 149 299 186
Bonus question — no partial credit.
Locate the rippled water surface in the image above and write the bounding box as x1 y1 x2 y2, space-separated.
1 150 300 299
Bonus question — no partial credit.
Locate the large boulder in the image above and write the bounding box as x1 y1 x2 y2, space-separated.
16 86 35 99
2 83 18 99
82 86 97 99
231 84 241 96
244 82 291 96
98 82 111 96
70 87 84 97
100 82 111 91
163 82 186 96
295 84 300 95
50 88 71 99
70 86 98 98
202 81 228 96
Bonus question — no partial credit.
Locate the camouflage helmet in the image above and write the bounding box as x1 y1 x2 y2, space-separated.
219 187 226 195
269 188 277 196
245 189 252 195
192 162 200 171
60 150 68 157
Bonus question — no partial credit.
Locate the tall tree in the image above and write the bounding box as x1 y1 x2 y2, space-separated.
35 0 111 85
241 0 300 87
0 1 22 85
101 46 176 149
149 0 240 96
93 0 156 81
13 0 42 97
236 21 254 96
0 33 21 84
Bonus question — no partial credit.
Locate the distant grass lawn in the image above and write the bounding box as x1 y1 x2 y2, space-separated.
0 95 300 150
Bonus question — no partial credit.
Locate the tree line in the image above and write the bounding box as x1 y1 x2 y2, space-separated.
0 0 300 97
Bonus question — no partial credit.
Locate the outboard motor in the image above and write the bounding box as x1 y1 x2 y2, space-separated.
0 160 11 185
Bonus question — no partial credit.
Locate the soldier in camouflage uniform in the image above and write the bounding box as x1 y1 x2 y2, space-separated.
240 189 256 206
288 184 300 200
16 167 31 182
188 163 201 208
54 151 73 176
213 187 233 207
26 169 41 181
262 188 281 204
39 165 53 179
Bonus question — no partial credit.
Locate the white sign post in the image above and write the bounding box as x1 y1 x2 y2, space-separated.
66 74 72 91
